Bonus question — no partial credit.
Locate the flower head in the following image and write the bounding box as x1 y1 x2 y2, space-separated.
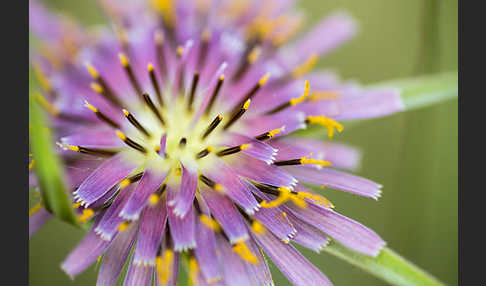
29 0 404 285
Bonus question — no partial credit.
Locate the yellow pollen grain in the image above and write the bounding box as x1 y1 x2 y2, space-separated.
29 202 42 216
29 159 35 170
258 73 270 86
35 93 59 116
248 46 262 64
289 194 308 208
90 82 104 94
260 187 291 208
292 53 318 78
173 168 182 176
240 144 251 151
78 208 94 223
154 145 161 152
217 114 223 120
148 194 160 206
219 74 225 81
85 63 99 79
213 184 224 193
306 115 343 138
199 214 221 232
206 146 214 152
268 127 283 137
232 241 259 265
289 80 310 106
151 0 175 26
118 221 129 231
251 221 265 235
243 99 251 110
119 178 131 189
300 157 332 167
122 109 130 117
116 130 127 141
84 100 98 113
309 91 340 101
66 145 80 152
118 53 129 67
73 202 82 209
147 63 154 72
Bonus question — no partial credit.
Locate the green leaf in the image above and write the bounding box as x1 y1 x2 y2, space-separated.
371 71 458 111
29 88 79 227
323 241 445 286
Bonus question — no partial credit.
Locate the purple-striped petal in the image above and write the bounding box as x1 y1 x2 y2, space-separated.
285 203 385 256
133 196 168 265
286 211 330 252
171 163 198 218
168 204 196 251
61 213 110 278
253 204 297 243
97 221 138 286
73 153 137 207
124 257 153 286
60 127 123 149
120 166 168 220
244 237 274 286
200 187 249 243
286 166 382 199
252 230 333 286
29 207 51 238
215 234 250 286
194 216 223 284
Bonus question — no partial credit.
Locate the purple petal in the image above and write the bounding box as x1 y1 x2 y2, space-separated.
171 163 198 218
244 237 274 286
97 221 138 286
60 127 123 149
168 204 196 251
286 166 382 199
286 211 330 252
252 203 297 243
61 213 110 278
242 111 306 137
124 257 153 286
200 187 249 243
252 230 333 286
215 234 251 286
285 203 385 257
73 153 137 207
133 196 168 265
120 166 168 220
194 216 223 284
154 251 180 286
29 207 51 238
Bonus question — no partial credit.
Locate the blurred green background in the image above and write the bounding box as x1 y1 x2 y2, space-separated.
29 0 458 285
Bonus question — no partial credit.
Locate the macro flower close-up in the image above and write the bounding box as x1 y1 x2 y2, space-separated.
29 0 458 285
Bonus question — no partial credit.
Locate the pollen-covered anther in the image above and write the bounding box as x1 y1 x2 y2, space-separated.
84 100 120 128
305 115 344 138
156 249 174 286
122 109 151 137
251 220 266 235
85 62 99 79
300 156 333 167
216 144 252 157
296 192 334 209
196 146 213 159
289 80 310 106
292 53 319 78
148 194 160 206
232 241 259 265
90 82 103 94
223 99 251 130
255 126 285 141
78 208 95 223
199 214 221 232
260 186 307 209
118 221 130 231
116 130 147 153
199 174 225 193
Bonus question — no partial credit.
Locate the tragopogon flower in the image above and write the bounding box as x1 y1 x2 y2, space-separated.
29 0 404 285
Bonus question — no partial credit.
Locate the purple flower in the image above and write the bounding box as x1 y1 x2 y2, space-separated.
29 0 404 285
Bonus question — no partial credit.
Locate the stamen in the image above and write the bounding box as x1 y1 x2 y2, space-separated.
199 214 221 231
196 146 213 159
78 208 95 223
248 46 262 64
187 72 200 111
199 174 224 193
84 100 120 128
216 144 251 157
119 172 144 189
142 93 166 126
251 220 266 235
154 30 167 82
116 130 147 153
230 73 269 115
197 28 211 70
204 75 224 116
296 192 334 209
29 202 42 216
232 241 259 265
274 156 332 167
85 63 122 107
147 63 164 106
122 109 151 137
255 126 285 141
291 53 318 78
232 44 261 82
305 115 343 138
265 80 310 115
179 137 187 148
119 53 143 97
259 186 307 208
35 92 59 116
60 144 118 157
223 99 251 130
148 193 160 206
201 114 223 140
156 249 174 286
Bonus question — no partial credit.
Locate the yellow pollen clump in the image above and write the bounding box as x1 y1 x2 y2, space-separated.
118 53 129 67
306 115 343 138
258 73 271 86
289 80 310 106
116 130 127 141
118 221 130 231
78 208 94 223
85 63 99 79
243 99 251 110
199 214 221 232
260 187 291 208
122 109 130 117
292 53 319 78
213 184 224 193
206 146 214 152
36 93 59 116
148 194 160 206
84 100 98 113
232 241 259 265
251 221 266 235
65 144 80 152
154 145 161 152
300 157 332 167
297 192 334 209
156 249 174 286
173 168 182 176
119 178 131 189
147 63 154 72
90 82 104 94
219 75 225 81
29 202 42 216
151 0 175 27
240 144 251 151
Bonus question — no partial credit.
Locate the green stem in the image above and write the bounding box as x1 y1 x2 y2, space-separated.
323 241 445 286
